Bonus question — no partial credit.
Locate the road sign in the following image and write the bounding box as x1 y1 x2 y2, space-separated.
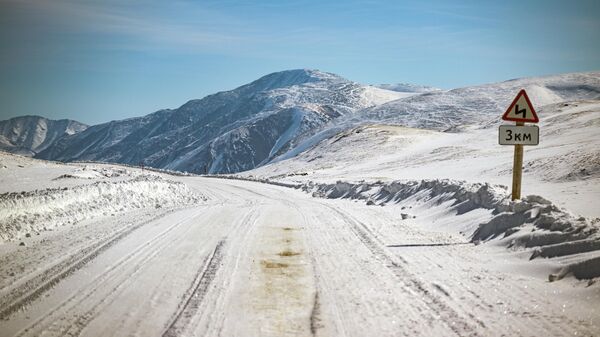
502 89 539 123
502 89 540 201
499 125 539 145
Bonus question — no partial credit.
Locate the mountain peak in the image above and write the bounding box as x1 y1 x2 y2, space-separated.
242 69 346 93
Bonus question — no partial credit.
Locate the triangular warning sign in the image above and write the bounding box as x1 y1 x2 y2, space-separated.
502 89 539 123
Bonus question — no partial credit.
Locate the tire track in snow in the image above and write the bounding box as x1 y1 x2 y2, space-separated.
46 205 254 337
12 207 206 337
309 289 323 336
53 237 169 337
303 199 436 336
324 204 483 337
199 207 261 336
340 204 599 337
162 240 226 337
55 208 220 337
22 201 256 337
400 244 598 336
0 208 181 320
295 205 348 337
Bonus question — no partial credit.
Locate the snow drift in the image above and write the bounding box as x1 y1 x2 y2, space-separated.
302 179 600 281
0 176 204 242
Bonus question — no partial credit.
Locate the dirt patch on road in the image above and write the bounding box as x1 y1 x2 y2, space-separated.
278 249 301 257
261 260 289 269
243 221 315 336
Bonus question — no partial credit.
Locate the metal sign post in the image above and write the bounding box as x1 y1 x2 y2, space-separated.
499 90 540 200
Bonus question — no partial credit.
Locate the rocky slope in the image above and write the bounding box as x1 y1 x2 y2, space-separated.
0 116 87 156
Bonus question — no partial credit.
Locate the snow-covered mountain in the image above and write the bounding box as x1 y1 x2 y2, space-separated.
268 71 600 163
0 116 87 156
246 72 600 217
37 69 406 174
18 70 600 178
375 83 442 93
354 72 600 130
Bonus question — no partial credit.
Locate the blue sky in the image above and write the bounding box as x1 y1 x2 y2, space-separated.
1 0 599 125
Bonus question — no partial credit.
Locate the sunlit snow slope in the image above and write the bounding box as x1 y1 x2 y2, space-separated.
246 72 600 218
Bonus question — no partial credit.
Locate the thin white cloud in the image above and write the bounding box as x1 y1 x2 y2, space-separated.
2 0 255 52
1 0 490 56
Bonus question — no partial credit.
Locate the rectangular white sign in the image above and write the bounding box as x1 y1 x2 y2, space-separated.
498 125 539 145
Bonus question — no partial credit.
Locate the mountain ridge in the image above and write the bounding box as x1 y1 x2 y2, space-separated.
0 116 87 156
36 69 406 173
7 69 599 175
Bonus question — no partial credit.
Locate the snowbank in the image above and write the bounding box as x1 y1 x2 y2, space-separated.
71 161 198 177
302 179 600 281
0 176 204 242
203 174 300 188
304 179 503 208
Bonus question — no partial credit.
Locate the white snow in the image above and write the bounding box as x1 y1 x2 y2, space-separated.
248 100 600 218
358 85 415 106
1 177 598 336
1 71 600 337
300 178 600 280
375 82 442 93
0 152 204 242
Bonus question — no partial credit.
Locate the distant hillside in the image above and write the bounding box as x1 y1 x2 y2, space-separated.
269 71 600 164
355 72 600 130
0 116 87 156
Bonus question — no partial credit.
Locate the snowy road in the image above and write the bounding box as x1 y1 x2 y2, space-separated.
1 177 598 337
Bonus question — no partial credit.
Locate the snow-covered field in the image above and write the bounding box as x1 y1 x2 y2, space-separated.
0 151 598 337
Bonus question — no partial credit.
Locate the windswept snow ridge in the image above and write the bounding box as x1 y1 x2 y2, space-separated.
303 179 505 211
303 179 600 281
0 176 204 242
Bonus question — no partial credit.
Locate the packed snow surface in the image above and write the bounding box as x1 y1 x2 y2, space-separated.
0 174 598 337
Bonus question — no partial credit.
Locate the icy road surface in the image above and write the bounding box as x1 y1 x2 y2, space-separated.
1 177 598 337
